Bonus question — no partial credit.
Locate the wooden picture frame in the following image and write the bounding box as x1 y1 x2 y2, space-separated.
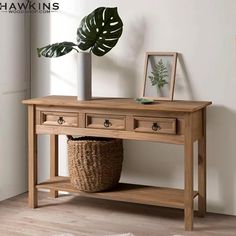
142 52 178 100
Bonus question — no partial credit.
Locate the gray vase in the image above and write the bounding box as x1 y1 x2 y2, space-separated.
77 52 92 101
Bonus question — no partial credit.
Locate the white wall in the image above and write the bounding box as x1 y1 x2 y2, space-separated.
31 0 236 215
0 11 30 200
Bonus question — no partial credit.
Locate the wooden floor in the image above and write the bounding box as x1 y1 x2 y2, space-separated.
0 192 236 236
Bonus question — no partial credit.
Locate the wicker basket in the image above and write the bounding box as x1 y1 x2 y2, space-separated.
67 136 123 192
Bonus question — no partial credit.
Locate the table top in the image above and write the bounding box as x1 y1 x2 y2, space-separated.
22 96 211 113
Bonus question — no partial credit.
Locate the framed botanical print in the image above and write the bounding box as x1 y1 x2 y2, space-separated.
143 52 178 100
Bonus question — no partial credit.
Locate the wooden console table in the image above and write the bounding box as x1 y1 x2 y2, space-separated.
23 96 211 231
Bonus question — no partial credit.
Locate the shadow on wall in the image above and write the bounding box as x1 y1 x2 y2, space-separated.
92 17 147 98
31 14 51 97
121 141 184 188
207 105 236 214
30 13 51 182
175 53 196 100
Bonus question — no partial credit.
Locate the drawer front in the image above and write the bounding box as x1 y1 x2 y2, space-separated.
86 114 125 130
40 111 78 127
134 116 176 134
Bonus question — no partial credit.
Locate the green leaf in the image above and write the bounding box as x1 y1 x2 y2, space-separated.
148 59 169 89
37 42 79 58
135 98 154 104
148 76 157 86
77 7 123 56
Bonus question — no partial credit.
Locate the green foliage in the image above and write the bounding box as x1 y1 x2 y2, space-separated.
77 7 123 56
148 59 168 89
135 98 154 104
37 7 123 58
37 42 78 58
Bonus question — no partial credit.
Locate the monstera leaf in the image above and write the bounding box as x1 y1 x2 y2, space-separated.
77 7 123 56
37 42 78 58
37 7 123 58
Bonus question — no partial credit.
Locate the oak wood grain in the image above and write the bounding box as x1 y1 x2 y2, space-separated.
28 105 38 208
49 134 58 198
42 111 78 126
198 108 207 217
133 116 176 134
86 113 125 130
23 96 211 112
184 113 194 230
36 126 185 144
36 177 198 209
23 96 212 231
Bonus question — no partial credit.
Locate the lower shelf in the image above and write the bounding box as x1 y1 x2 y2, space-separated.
36 177 198 209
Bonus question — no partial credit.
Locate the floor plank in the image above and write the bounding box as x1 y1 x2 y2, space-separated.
0 192 235 236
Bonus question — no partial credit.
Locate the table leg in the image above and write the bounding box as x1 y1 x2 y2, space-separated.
28 105 38 208
49 134 59 198
184 114 194 231
198 108 206 217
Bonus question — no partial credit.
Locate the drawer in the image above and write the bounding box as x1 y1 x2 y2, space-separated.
39 111 78 127
86 114 125 130
133 116 176 134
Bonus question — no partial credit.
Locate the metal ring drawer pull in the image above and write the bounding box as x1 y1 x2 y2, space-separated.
152 122 161 131
57 116 65 125
104 119 111 128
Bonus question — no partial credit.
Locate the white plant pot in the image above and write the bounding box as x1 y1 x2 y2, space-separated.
77 52 92 100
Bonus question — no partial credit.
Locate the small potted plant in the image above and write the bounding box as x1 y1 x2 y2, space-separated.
37 7 123 100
